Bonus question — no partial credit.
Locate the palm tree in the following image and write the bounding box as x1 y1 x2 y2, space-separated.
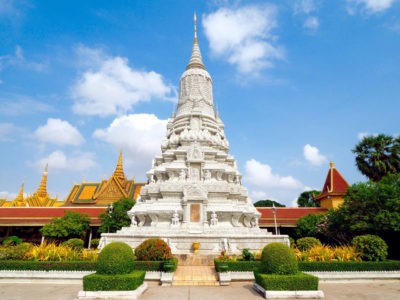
353 134 400 182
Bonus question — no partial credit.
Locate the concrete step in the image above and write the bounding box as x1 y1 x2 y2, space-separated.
172 266 219 286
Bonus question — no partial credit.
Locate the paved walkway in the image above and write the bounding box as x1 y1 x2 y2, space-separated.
1 280 400 300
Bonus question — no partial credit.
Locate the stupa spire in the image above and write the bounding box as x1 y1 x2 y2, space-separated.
37 163 48 198
186 12 205 70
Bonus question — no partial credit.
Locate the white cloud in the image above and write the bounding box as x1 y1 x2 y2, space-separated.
346 0 396 14
202 5 284 74
244 159 302 189
35 150 97 172
303 144 327 166
0 191 18 199
34 118 84 146
294 0 318 14
0 45 46 72
71 47 174 116
93 113 167 176
304 16 320 30
243 159 304 206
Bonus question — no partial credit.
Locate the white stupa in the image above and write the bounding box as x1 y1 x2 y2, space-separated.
100 14 289 254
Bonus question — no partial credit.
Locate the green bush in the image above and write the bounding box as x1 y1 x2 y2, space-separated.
2 236 22 246
96 242 135 275
0 243 32 260
299 260 400 271
352 235 388 261
62 238 84 251
242 248 255 261
296 237 322 251
134 238 172 261
83 271 145 291
254 272 318 291
260 243 298 275
0 260 97 271
90 238 100 249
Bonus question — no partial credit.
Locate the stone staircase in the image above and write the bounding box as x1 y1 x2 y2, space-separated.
172 255 219 286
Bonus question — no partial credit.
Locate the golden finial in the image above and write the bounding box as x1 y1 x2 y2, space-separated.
194 12 198 44
14 180 25 204
37 164 48 197
330 161 335 169
114 150 126 187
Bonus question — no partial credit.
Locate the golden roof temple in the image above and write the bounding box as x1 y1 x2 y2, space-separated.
0 152 145 207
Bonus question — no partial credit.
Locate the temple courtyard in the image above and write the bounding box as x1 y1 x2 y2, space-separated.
0 281 399 300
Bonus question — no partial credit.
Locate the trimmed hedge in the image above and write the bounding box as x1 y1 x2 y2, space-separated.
214 259 261 272
0 260 97 271
83 270 145 291
0 259 179 272
214 260 400 272
299 260 400 272
132 257 178 272
254 272 319 291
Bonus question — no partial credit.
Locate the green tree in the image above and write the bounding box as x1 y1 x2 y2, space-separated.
296 190 321 207
99 197 135 233
40 211 90 240
353 134 400 182
294 213 325 239
323 174 400 257
253 200 285 207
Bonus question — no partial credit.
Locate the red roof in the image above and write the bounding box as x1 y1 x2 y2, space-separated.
0 207 106 226
257 207 327 227
315 162 350 200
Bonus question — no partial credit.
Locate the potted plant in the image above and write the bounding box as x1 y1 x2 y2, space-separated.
192 242 200 254
218 251 230 272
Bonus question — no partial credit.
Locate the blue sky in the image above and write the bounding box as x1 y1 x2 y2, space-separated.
0 0 399 207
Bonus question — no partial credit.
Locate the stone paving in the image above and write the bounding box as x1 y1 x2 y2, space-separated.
1 280 400 300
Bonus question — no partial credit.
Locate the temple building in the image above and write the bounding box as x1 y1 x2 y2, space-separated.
314 161 350 209
0 152 145 208
63 152 144 206
0 164 62 207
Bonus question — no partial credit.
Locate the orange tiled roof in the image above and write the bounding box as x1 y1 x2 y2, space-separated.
0 207 106 226
315 162 350 200
257 207 328 227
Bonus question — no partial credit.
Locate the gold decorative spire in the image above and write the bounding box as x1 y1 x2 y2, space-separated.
114 150 126 186
13 181 26 206
37 163 48 198
186 12 205 70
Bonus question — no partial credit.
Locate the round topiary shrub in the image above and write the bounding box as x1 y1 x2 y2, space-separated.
134 238 172 261
260 242 298 275
352 234 388 261
296 237 322 251
96 242 135 275
62 238 84 251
